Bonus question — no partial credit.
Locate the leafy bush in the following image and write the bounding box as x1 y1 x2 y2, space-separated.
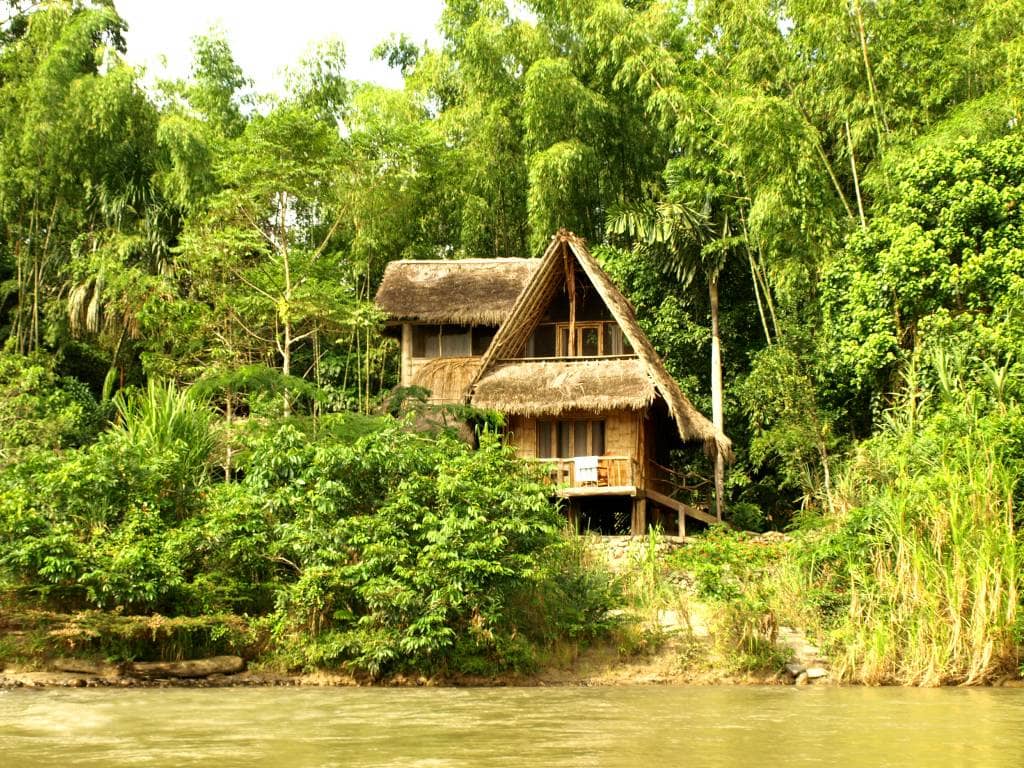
668 529 788 672
669 528 779 602
255 423 566 676
0 394 617 677
0 353 106 462
111 380 215 510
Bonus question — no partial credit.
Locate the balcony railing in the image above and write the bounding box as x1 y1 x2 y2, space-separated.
529 455 639 489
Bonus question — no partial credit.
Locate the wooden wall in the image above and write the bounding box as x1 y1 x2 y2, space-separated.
507 410 643 464
400 323 413 386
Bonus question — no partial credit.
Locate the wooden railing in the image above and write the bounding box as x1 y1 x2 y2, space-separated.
646 460 709 500
529 456 638 489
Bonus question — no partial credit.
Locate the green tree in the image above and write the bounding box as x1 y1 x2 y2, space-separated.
177 95 357 414
820 133 1024 416
0 1 160 371
608 196 731 519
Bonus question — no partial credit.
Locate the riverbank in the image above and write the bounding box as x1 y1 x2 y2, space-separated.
0 533 809 690
4 530 1021 690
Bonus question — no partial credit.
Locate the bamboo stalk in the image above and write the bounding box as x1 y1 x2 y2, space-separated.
846 121 867 227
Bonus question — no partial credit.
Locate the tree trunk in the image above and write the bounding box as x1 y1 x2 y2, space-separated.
709 275 725 521
225 390 234 483
282 321 292 417
280 191 293 417
128 656 244 679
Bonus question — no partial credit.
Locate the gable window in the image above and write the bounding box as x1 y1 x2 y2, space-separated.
537 419 605 458
527 321 632 358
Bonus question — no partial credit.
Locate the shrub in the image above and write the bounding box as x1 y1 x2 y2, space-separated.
0 353 106 462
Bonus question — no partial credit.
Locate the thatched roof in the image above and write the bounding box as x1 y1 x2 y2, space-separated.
375 259 538 326
411 357 482 404
472 358 656 416
469 230 732 460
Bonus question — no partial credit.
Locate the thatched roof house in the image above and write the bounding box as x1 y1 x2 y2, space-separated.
374 230 729 535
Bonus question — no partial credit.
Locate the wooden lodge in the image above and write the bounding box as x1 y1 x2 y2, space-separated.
374 230 731 535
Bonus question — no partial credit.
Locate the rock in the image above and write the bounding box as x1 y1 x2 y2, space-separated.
805 666 829 680
657 610 685 632
636 674 668 685
794 672 809 686
785 662 806 677
1001 679 1024 688
128 656 245 679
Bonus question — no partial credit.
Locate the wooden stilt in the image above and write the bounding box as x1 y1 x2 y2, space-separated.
632 497 647 536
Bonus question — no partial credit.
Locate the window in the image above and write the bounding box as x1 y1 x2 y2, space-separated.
537 419 606 458
440 325 471 356
528 325 556 357
472 328 495 356
603 324 633 355
412 325 441 358
580 327 600 356
412 325 493 358
537 422 553 459
525 321 633 358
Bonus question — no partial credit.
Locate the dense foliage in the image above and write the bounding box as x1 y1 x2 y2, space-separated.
0 393 614 675
1 0 1023 682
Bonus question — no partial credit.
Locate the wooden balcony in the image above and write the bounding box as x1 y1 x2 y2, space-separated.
529 455 641 497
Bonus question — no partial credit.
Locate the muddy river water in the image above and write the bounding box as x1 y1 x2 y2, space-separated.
2 685 1023 766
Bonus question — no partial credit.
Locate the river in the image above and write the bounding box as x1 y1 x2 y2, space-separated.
2 686 1022 766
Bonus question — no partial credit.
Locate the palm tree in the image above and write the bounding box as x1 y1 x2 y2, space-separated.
607 197 729 521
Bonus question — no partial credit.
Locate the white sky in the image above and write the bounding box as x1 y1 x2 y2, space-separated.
116 1 447 93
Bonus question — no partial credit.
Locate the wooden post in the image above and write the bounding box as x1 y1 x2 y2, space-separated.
632 497 647 536
400 323 413 386
678 507 686 538
564 245 576 356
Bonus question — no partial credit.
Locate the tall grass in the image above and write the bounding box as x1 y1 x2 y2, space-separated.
824 382 1021 685
112 380 215 502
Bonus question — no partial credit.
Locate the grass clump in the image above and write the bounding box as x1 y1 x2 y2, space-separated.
667 528 791 674
799 375 1023 685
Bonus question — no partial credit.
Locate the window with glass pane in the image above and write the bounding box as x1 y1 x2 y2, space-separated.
574 421 589 456
537 421 552 458
580 327 599 356
557 422 572 458
558 327 571 356
591 421 605 455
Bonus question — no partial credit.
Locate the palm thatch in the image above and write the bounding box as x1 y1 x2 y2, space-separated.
472 358 655 416
470 230 732 460
411 357 482 404
375 258 538 325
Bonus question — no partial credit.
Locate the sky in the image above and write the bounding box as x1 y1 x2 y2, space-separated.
116 1 447 93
